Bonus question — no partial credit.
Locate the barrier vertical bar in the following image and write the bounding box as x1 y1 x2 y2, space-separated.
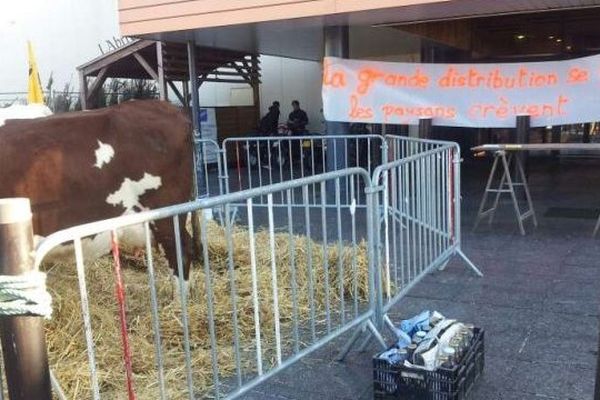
223 145 232 195
143 223 166 400
303 186 316 341
391 164 399 288
200 213 221 399
382 167 391 300
246 141 252 193
286 190 300 353
173 217 195 399
246 199 264 375
398 164 405 288
224 203 242 386
0 198 52 400
335 179 345 325
367 181 384 330
73 238 101 400
350 178 359 318
267 194 283 365
453 145 483 276
320 181 331 333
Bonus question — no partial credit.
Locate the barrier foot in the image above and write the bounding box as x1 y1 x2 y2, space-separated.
384 315 396 334
457 249 483 277
356 315 399 353
336 320 386 362
335 324 365 362
357 331 373 353
438 259 450 271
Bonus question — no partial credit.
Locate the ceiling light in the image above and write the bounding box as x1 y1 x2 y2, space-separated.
516 34 526 40
548 35 555 40
556 38 563 43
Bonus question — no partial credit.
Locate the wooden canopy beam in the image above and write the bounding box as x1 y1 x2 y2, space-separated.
166 80 184 104
78 40 155 76
133 52 158 81
87 67 109 101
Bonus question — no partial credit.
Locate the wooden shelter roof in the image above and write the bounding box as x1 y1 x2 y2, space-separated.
77 39 260 85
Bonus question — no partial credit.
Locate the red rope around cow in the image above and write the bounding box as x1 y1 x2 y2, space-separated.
111 230 137 400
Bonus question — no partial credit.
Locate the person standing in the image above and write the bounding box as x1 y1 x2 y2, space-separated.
287 100 309 135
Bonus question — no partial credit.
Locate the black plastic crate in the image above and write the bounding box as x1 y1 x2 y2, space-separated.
373 328 485 400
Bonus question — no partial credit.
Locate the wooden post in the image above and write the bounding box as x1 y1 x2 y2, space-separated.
78 71 88 110
0 198 51 400
187 40 203 258
156 42 167 101
418 118 432 139
251 55 261 128
324 25 350 179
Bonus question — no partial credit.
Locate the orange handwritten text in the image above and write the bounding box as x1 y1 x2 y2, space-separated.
356 67 429 95
349 95 374 120
468 95 569 119
381 104 456 123
567 67 588 84
438 67 558 89
323 61 347 88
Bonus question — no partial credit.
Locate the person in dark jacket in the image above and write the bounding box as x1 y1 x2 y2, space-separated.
287 100 309 135
259 101 280 135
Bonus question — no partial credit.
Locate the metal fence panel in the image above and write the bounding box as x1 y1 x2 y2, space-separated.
372 140 483 319
222 134 385 208
28 134 482 399
193 138 224 199
35 168 381 400
373 144 457 314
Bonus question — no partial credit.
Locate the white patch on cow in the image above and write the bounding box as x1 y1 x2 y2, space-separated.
106 173 162 213
94 140 114 169
0 104 53 127
35 231 113 264
36 227 154 266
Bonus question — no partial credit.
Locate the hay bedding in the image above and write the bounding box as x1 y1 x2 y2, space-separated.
43 220 370 399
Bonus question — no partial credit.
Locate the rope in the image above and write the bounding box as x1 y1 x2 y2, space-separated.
0 271 52 318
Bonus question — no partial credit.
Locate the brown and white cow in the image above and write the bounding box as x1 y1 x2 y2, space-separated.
0 100 195 292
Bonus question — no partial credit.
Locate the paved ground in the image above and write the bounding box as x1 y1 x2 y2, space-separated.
238 154 600 400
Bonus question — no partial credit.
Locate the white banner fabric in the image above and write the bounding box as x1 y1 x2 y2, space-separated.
322 55 600 128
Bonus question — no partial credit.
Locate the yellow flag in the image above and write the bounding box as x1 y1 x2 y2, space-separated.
27 41 44 104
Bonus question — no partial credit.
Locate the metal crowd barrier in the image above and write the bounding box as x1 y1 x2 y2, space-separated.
193 138 224 199
221 134 385 208
34 168 385 400
335 139 482 360
28 135 482 399
374 141 482 317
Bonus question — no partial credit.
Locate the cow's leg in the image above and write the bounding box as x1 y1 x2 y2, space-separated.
151 215 194 301
191 211 203 262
